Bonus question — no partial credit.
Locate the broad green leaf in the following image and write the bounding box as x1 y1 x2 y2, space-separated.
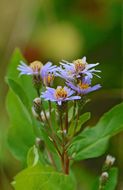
68 106 78 123
104 167 118 190
68 112 91 137
75 112 91 133
6 78 30 111
6 48 36 102
6 90 36 162
68 103 123 160
7 48 24 80
13 164 76 190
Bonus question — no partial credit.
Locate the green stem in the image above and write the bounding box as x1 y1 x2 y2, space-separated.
48 100 52 117
65 103 68 133
59 108 64 140
73 100 76 119
36 90 61 164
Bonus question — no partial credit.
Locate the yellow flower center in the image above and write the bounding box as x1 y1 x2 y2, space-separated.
55 87 68 99
78 81 89 89
30 61 43 72
44 73 55 86
73 59 86 72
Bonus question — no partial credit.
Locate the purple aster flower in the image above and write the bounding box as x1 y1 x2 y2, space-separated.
66 76 101 95
17 60 58 86
57 56 101 81
41 86 81 105
18 61 57 76
17 60 43 76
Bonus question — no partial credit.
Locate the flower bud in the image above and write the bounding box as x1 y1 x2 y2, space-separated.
33 97 42 114
103 155 115 171
99 172 109 189
40 111 49 122
32 106 39 118
105 155 115 167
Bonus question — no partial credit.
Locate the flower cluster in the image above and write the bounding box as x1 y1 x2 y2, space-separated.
17 56 102 175
18 56 101 105
58 57 101 96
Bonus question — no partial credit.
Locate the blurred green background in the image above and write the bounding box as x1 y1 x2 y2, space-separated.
0 0 122 189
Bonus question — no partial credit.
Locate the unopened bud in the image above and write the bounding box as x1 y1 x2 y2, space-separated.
99 172 109 188
33 97 42 114
32 106 39 118
40 111 49 122
103 155 115 171
105 155 115 167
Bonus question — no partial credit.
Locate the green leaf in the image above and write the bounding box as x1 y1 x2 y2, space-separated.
27 146 40 167
68 103 123 160
105 167 118 190
6 78 30 111
6 48 36 102
7 48 24 80
6 90 36 162
5 49 42 162
75 112 91 133
68 112 91 137
27 145 46 167
13 164 76 190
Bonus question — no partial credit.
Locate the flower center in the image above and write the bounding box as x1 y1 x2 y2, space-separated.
78 81 89 89
55 87 68 99
30 61 43 72
73 59 86 72
47 73 54 83
44 73 55 86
